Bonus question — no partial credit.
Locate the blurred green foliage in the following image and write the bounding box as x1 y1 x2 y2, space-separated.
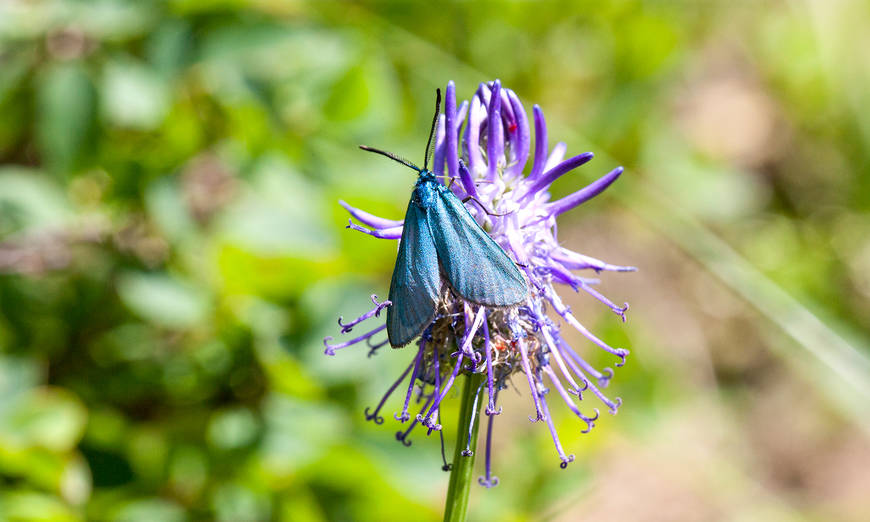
2 1 870 521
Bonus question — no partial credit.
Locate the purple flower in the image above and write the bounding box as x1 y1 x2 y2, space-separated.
323 80 635 486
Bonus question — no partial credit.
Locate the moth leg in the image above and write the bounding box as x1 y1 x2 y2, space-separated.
462 196 511 217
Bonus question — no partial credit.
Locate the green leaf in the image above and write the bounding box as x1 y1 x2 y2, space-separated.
36 63 96 174
258 394 348 479
0 387 87 452
116 272 210 329
216 155 335 256
74 1 157 41
0 167 72 236
206 407 259 450
146 20 193 78
0 356 41 400
101 59 170 130
212 483 271 522
0 490 80 522
111 499 186 522
144 179 197 243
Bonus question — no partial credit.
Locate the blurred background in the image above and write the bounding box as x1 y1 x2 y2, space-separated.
2 1 870 520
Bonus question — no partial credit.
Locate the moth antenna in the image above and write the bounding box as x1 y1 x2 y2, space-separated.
424 88 442 171
359 146 421 173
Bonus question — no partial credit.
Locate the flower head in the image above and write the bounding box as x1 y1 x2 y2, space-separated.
324 80 635 486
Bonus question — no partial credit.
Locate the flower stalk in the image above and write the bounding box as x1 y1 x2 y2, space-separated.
443 371 484 522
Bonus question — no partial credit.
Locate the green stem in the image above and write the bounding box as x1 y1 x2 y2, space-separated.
443 371 484 522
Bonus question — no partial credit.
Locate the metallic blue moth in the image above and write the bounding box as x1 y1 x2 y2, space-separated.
360 89 528 347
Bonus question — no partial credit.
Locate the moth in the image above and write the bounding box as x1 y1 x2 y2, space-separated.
360 89 528 347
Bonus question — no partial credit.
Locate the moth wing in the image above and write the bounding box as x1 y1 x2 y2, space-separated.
387 201 441 347
429 189 527 306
